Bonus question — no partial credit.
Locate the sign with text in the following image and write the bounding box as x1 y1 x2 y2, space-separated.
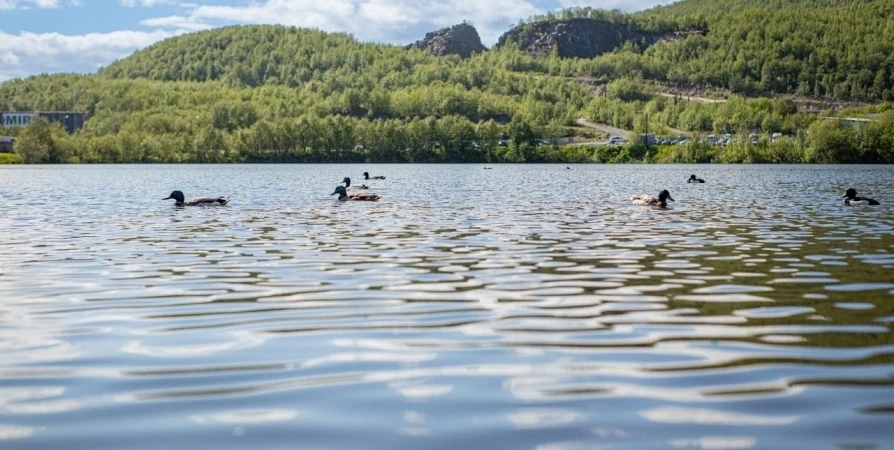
1 113 36 128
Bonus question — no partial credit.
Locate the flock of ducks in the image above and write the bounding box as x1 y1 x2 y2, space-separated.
162 171 881 208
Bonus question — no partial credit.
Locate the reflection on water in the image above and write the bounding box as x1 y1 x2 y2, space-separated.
0 164 893 449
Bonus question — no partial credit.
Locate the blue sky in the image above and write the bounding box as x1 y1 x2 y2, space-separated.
0 0 673 82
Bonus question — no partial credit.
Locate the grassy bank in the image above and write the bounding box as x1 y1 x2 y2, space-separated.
0 153 23 164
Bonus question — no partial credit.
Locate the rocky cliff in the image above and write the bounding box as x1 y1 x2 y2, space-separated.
495 18 656 59
407 23 487 59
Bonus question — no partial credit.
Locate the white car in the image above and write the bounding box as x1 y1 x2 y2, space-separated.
608 136 626 145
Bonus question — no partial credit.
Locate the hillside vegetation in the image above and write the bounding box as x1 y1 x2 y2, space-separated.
1 0 893 164
1 33 591 163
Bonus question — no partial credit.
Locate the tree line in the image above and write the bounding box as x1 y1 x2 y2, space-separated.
1 6 894 164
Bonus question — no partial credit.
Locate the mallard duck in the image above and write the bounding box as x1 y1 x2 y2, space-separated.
363 172 386 180
163 190 229 207
332 185 380 201
688 174 705 183
631 190 674 207
342 177 369 190
843 188 880 205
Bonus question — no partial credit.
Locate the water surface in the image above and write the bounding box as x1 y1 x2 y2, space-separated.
1 164 893 449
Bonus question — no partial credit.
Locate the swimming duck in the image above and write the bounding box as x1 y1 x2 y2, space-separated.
332 185 380 201
163 190 230 207
342 177 369 190
843 188 880 205
688 175 705 183
363 172 386 180
631 190 674 208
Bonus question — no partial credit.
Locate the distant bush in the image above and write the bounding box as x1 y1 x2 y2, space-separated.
0 153 23 164
606 78 655 102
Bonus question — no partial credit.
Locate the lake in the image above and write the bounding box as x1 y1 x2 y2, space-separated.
1 164 893 449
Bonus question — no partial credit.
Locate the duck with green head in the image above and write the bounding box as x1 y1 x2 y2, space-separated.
332 185 380 201
163 190 230 207
631 190 674 208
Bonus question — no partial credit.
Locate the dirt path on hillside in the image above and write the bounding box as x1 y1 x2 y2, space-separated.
659 93 727 104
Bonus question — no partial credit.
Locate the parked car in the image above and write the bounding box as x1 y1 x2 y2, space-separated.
608 136 626 145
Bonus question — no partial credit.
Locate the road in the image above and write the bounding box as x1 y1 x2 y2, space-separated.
573 118 690 146
575 118 631 141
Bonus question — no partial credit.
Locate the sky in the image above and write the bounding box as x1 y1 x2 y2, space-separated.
0 0 674 82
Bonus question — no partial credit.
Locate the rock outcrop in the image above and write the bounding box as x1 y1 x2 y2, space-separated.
407 23 487 59
496 18 656 59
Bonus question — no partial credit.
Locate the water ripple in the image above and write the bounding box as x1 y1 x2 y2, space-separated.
1 164 893 449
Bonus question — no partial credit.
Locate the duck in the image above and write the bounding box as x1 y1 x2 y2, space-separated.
842 188 880 205
163 190 229 207
363 172 386 180
688 174 705 183
332 185 380 201
631 190 674 208
342 177 369 190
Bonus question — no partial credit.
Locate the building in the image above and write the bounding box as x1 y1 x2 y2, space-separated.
0 136 13 153
0 112 88 134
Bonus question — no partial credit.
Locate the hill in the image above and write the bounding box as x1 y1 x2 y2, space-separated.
100 26 423 88
1 26 594 163
97 1 894 102
495 18 660 59
406 23 486 59
639 0 894 100
1 2 893 165
650 0 880 17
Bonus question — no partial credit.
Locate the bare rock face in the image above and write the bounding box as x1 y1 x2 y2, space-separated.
407 23 487 59
496 18 655 59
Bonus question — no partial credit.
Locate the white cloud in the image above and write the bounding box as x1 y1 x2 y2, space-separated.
0 0 60 9
556 0 675 12
0 29 177 81
118 0 197 7
0 0 83 9
0 0 678 81
140 15 212 31
0 51 21 66
119 0 171 6
185 0 543 44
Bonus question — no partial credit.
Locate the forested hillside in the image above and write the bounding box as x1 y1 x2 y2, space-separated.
515 1 894 101
642 0 894 100
0 33 592 163
1 0 893 164
95 0 894 101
